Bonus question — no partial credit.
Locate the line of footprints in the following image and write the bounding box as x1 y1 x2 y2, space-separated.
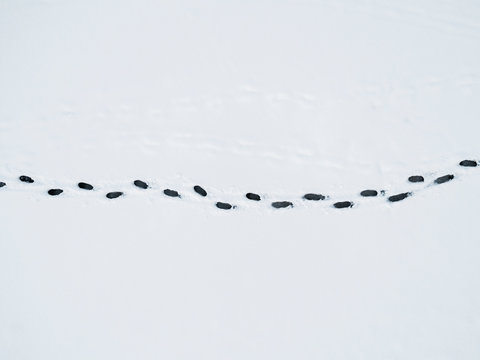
0 160 477 210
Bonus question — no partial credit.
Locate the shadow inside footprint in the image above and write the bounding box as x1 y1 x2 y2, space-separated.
333 201 353 209
246 193 261 201
164 189 180 197
303 193 325 201
272 201 293 209
78 182 94 190
194 185 207 197
0 182 5 188
388 192 411 202
408 175 424 183
360 190 378 197
48 189 63 196
134 180 148 189
19 175 34 183
106 192 123 199
434 174 454 185
216 202 234 210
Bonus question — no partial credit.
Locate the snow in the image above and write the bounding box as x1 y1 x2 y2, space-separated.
1 0 480 358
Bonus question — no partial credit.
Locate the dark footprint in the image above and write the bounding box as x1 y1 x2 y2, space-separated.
303 193 326 201
0 182 5 188
134 180 148 189
272 201 293 209
388 192 411 202
106 191 123 199
216 202 234 210
434 174 454 185
194 185 207 197
408 175 424 183
360 190 378 197
246 193 261 201
19 175 34 183
78 182 94 190
164 189 180 198
48 189 63 196
459 160 477 167
333 201 353 209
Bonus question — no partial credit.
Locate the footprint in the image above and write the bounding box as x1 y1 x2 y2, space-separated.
246 192 261 201
48 189 63 196
0 182 5 188
19 175 34 183
333 201 353 209
360 190 378 197
164 189 180 197
106 192 123 199
434 174 454 184
78 182 94 190
194 185 207 197
216 201 234 210
408 176 424 183
459 160 477 167
134 180 149 189
388 192 411 202
303 193 326 201
272 201 293 209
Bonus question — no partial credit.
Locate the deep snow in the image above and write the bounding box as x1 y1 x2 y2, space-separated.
1 0 480 359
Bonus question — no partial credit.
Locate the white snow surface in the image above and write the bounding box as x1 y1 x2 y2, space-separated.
1 0 480 358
